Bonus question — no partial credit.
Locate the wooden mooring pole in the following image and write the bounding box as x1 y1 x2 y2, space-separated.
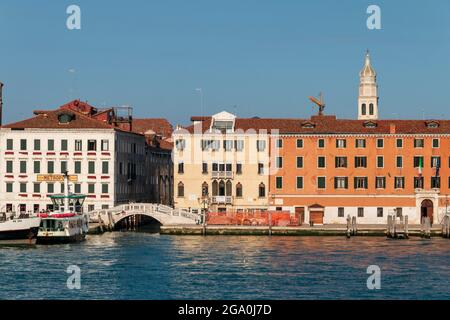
421 217 431 239
441 215 449 238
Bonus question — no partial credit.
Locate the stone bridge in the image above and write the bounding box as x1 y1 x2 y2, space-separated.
89 203 199 229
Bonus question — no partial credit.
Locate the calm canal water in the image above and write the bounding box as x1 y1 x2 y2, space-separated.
0 233 449 300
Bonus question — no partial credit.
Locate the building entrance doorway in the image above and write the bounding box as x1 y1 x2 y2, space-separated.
295 207 305 225
421 199 434 225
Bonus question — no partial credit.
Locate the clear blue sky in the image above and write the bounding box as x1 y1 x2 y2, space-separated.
0 0 449 126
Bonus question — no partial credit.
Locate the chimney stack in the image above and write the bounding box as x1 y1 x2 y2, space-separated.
0 82 3 126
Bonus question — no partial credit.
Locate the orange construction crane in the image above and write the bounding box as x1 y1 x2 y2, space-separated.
309 93 325 116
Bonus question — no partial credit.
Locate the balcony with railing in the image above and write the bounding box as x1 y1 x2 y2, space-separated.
211 196 233 204
211 171 233 179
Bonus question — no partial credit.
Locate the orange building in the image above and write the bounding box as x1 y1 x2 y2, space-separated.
268 53 449 225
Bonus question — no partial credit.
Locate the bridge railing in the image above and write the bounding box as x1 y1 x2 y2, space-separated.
88 203 200 223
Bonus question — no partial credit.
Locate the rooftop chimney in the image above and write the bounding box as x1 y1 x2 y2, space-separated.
0 82 3 126
389 123 396 134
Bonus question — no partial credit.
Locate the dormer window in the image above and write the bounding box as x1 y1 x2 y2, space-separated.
363 121 377 128
210 111 236 133
212 120 233 133
58 112 75 124
425 121 439 129
301 121 316 129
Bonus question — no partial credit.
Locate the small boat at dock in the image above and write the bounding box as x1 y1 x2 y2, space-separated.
0 213 41 245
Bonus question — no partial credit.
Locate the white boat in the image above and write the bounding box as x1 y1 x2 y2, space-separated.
37 173 89 244
0 213 41 244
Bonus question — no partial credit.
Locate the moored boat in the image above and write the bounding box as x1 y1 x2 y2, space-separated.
0 213 41 245
37 173 89 244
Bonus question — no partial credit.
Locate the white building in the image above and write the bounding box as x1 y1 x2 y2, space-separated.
0 100 172 214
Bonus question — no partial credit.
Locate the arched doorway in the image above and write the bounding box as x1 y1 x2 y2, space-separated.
421 200 434 224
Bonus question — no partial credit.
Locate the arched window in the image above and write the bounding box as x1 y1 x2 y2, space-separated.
201 182 209 197
259 183 266 198
212 180 218 196
177 182 184 197
226 181 232 196
369 103 374 115
236 183 243 198
219 181 225 196
361 103 367 115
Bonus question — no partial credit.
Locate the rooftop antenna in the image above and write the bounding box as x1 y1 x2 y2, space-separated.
195 88 203 118
309 92 325 116
68 68 77 100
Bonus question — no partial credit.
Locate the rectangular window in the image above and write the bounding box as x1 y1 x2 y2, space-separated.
377 138 384 148
202 162 208 174
355 139 366 148
375 177 386 189
258 163 264 175
6 139 13 150
102 161 109 174
394 177 405 189
33 183 40 193
431 156 441 168
6 183 13 193
88 161 95 174
88 184 95 194
48 139 54 151
61 139 68 151
336 139 346 148
358 207 364 218
317 139 325 148
276 139 283 148
396 156 403 168
396 139 403 148
74 161 81 174
20 183 27 193
414 138 424 148
88 140 97 151
236 163 242 174
20 161 27 173
296 176 303 189
61 161 67 173
34 139 41 151
102 184 109 194
34 161 41 174
414 177 424 189
211 140 220 151
175 139 185 151
431 177 440 189
377 156 384 168
432 139 439 148
257 140 266 152
101 139 109 151
377 207 384 218
47 161 54 174
276 177 283 189
223 140 233 151
20 139 27 151
276 157 283 169
47 183 54 194
235 140 244 151
396 208 403 218
296 139 303 148
178 162 184 174
334 177 348 189
354 177 368 189
75 140 82 151
317 177 326 189
296 157 303 168
338 207 345 218
413 156 424 168
317 156 326 168
335 156 347 168
355 156 367 168
6 161 13 173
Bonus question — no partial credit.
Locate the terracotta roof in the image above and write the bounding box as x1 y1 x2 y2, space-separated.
180 115 450 135
132 118 173 138
2 109 115 130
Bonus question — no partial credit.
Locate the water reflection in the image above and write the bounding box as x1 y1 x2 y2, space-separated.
0 234 449 300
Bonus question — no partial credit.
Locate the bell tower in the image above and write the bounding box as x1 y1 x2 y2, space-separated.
358 51 379 120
